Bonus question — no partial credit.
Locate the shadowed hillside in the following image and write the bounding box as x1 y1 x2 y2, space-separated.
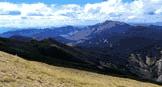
0 37 96 70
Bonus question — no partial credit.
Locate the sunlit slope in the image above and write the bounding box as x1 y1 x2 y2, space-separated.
0 51 160 87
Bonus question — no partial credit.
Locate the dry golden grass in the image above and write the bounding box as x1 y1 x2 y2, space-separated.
0 51 161 87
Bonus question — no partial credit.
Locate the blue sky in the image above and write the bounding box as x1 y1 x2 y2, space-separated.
0 0 162 28
1 0 103 5
1 0 134 4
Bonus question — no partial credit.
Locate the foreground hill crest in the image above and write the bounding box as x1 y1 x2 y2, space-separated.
0 51 161 87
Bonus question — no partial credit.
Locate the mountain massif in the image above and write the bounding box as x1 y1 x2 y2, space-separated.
1 20 162 84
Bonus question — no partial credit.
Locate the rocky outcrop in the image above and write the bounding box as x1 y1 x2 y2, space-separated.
127 51 162 83
157 75 162 82
157 59 162 76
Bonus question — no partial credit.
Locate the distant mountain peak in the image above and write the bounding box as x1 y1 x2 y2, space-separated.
102 20 129 25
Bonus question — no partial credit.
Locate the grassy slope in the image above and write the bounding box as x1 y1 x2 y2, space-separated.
0 51 161 87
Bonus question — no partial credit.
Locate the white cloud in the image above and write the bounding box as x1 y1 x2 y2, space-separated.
155 7 162 14
0 0 162 28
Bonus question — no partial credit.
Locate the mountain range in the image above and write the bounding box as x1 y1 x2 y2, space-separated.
1 20 162 84
0 26 82 43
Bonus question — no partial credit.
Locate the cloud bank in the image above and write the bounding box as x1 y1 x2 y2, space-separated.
0 0 162 28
